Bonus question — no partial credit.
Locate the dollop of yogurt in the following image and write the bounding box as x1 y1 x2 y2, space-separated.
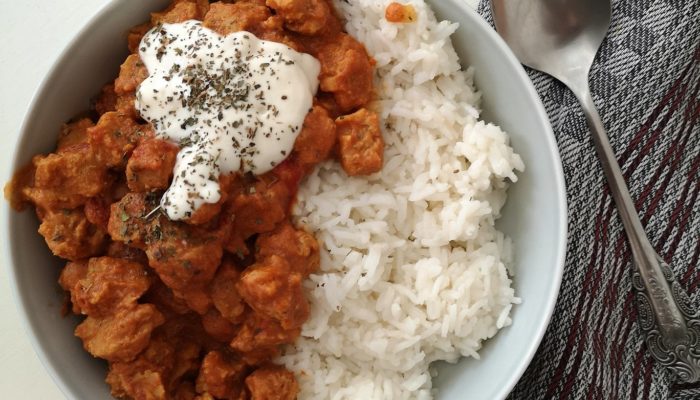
136 21 320 220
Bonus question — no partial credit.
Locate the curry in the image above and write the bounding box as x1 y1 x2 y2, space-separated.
4 0 383 399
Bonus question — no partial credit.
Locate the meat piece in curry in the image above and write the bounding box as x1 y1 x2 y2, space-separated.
336 108 384 176
38 208 107 261
245 365 298 400
126 139 180 193
61 257 151 317
237 255 309 330
4 0 384 399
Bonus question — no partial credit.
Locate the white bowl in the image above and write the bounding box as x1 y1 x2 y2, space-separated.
2 1 567 399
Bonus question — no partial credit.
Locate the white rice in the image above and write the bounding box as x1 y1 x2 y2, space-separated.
279 1 525 398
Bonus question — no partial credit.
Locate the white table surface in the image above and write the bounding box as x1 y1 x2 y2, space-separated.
0 1 479 398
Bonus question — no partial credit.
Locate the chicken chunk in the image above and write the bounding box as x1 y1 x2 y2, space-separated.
203 2 270 35
256 17 304 52
95 85 140 119
75 303 164 362
109 193 225 294
114 54 148 95
143 278 191 317
210 261 246 324
184 174 236 226
107 192 159 248
106 328 200 400
3 163 35 211
225 178 290 254
38 208 107 261
145 221 224 292
188 0 211 17
127 22 152 54
195 351 247 399
106 241 149 265
245 365 298 400
180 285 214 315
94 84 118 115
116 91 140 119
256 223 319 277
59 260 88 291
201 308 238 343
315 34 374 112
88 112 152 168
107 365 167 400
67 257 151 317
230 313 299 355
172 344 204 388
151 0 208 25
266 0 332 35
336 108 384 176
84 195 112 230
56 118 94 152
24 145 109 210
185 201 224 226
59 260 89 315
237 255 308 329
126 139 179 192
293 105 336 170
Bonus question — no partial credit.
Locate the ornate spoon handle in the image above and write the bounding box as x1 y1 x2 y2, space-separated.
632 256 700 382
574 84 700 382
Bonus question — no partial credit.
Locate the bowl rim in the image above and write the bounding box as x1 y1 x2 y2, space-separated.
1 1 568 399
1 1 118 398
445 2 567 399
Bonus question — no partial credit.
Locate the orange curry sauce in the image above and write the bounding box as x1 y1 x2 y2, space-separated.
4 0 384 399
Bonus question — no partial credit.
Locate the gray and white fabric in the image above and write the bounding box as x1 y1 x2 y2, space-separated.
476 0 700 398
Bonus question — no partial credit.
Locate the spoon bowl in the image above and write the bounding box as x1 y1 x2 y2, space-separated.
491 0 611 89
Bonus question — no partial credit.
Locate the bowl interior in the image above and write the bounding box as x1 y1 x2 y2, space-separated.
428 2 566 399
2 1 566 399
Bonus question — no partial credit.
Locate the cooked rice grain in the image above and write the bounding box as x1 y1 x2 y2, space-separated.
279 1 525 398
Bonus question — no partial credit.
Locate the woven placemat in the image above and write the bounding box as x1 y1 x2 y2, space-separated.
475 0 700 398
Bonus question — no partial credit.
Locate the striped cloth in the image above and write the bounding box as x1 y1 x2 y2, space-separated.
475 0 700 399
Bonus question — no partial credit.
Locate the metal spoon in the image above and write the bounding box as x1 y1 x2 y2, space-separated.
489 0 700 382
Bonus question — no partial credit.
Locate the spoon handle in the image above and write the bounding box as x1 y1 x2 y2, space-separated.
575 87 700 382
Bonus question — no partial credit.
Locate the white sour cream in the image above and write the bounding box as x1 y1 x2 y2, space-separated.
136 21 320 220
